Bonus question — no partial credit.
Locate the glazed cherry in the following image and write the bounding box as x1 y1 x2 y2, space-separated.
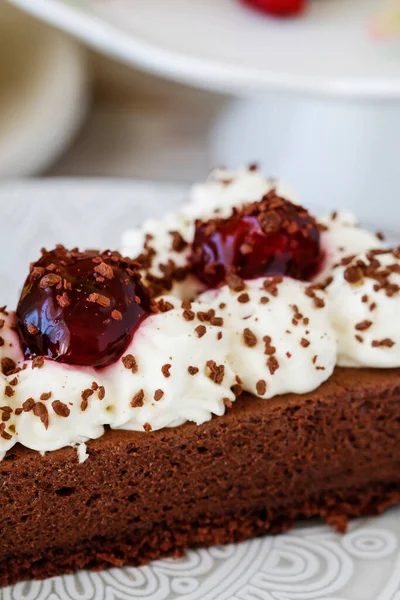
240 0 305 17
191 192 322 288
16 246 152 368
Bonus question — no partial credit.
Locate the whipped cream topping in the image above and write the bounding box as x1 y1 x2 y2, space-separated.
326 249 400 367
318 212 384 281
121 212 192 277
0 167 397 460
184 167 299 220
0 300 236 456
110 298 236 432
0 377 15 460
121 212 203 300
200 278 336 399
7 360 109 454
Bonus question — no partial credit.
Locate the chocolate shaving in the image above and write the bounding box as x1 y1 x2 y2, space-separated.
39 274 62 289
256 380 267 396
206 360 225 384
56 292 70 308
243 328 257 347
156 298 175 313
267 355 279 375
94 262 114 279
161 364 171 378
169 231 188 253
237 293 250 304
226 274 245 292
195 325 207 338
131 389 144 408
88 293 111 308
210 316 223 327
22 398 35 412
122 354 138 373
52 400 70 417
4 386 14 398
154 389 164 401
32 356 44 369
33 402 49 429
372 338 395 348
81 388 94 411
183 309 195 321
344 266 364 285
355 320 373 331
0 425 12 440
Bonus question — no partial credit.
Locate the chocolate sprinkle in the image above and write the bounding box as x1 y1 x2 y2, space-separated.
88 293 111 308
32 356 44 370
372 338 395 348
33 402 49 429
52 400 70 417
243 328 257 347
22 398 35 412
256 380 267 395
39 274 62 289
94 262 114 280
195 325 207 338
122 354 138 374
154 389 164 401
237 293 250 304
206 360 225 385
226 274 246 292
161 364 171 378
131 389 145 408
267 355 279 375
355 320 373 331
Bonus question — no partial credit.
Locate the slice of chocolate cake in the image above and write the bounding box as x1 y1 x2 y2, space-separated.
1 367 400 587
1 166 399 587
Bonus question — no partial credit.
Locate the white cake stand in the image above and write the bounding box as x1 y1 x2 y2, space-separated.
10 0 400 215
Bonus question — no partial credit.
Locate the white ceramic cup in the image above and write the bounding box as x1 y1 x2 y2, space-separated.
0 3 89 177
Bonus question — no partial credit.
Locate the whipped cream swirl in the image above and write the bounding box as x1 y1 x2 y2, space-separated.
326 249 400 367
200 277 336 399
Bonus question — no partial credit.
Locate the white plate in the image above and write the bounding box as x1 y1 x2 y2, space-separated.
0 178 400 600
9 0 400 99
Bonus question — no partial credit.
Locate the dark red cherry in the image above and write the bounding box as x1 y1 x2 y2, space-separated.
240 0 305 17
16 246 152 368
191 192 322 288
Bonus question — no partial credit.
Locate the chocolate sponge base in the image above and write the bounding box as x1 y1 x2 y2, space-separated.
2 481 400 587
2 367 400 587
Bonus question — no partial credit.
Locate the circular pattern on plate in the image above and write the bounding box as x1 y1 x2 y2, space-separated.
3 516 400 600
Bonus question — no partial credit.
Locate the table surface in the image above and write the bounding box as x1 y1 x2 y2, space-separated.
46 53 221 181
